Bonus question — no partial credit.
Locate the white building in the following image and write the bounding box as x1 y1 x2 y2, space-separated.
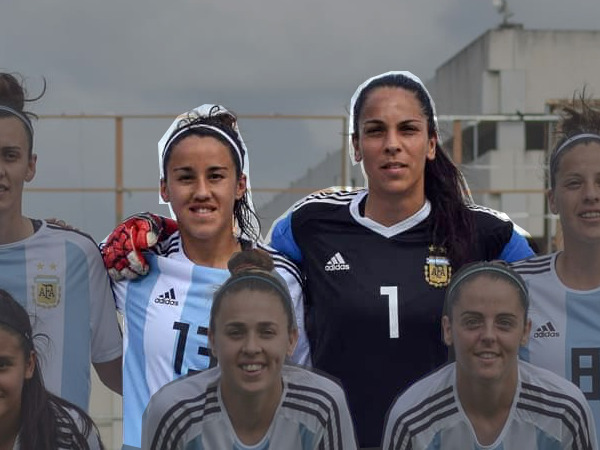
260 26 600 246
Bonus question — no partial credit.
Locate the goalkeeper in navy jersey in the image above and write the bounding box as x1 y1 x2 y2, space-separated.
269 71 534 448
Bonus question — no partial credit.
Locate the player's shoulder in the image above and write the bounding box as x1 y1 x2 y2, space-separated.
510 253 554 276
154 231 182 258
467 203 514 225
519 360 589 408
42 220 101 252
391 363 454 412
146 368 222 448
285 364 343 393
255 241 302 281
283 365 349 413
385 364 457 440
150 367 221 417
291 186 364 213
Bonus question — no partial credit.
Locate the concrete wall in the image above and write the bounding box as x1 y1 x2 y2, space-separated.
429 27 600 238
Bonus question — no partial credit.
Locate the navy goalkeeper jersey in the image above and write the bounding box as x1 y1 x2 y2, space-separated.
269 188 533 447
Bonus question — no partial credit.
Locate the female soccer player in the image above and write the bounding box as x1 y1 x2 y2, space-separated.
106 104 309 449
268 71 534 447
102 72 534 448
382 261 596 450
512 94 600 443
0 288 104 450
0 72 122 411
142 249 356 450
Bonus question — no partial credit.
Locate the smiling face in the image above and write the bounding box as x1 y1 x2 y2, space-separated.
209 288 298 400
0 326 35 436
442 275 531 386
0 117 36 219
160 134 246 245
549 141 600 248
352 86 436 204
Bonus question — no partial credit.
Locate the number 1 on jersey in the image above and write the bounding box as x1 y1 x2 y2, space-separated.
381 286 399 338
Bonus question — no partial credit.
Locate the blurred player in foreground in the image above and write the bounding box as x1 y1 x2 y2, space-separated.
382 261 596 450
142 249 356 450
513 93 600 445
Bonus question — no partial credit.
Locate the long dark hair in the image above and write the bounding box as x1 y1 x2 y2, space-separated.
162 106 261 242
0 289 104 450
351 73 474 267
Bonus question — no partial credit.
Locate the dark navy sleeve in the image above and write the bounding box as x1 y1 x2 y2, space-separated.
499 229 535 262
268 211 303 264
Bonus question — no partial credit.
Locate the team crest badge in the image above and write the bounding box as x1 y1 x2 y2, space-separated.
33 274 61 308
424 245 451 287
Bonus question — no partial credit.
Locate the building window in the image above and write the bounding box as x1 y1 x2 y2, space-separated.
461 121 497 163
525 122 546 150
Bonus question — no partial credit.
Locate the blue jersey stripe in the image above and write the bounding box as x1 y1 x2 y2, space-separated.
123 255 161 447
62 241 92 410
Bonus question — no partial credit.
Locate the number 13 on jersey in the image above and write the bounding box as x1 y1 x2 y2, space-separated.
381 286 399 339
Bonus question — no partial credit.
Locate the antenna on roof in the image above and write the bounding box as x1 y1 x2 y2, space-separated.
492 0 514 27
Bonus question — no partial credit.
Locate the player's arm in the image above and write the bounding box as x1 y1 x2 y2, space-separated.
499 228 536 262
101 212 178 281
93 356 122 395
314 378 358 450
87 239 124 396
267 210 303 264
274 254 311 366
142 385 182 450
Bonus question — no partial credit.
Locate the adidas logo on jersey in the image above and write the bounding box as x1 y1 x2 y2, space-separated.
155 288 178 306
533 321 560 338
324 252 350 271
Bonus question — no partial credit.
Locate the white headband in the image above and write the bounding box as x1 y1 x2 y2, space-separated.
553 133 600 160
0 105 34 147
348 70 440 165
161 123 244 175
157 104 258 238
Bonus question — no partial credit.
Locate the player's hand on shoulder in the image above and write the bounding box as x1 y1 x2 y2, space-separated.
100 212 178 281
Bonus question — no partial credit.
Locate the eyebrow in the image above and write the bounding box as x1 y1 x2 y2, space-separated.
362 118 425 126
224 321 278 328
172 165 229 172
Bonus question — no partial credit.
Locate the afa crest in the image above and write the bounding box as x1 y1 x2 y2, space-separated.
33 275 61 308
424 245 452 288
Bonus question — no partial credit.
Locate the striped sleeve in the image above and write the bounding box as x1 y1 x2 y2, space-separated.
518 381 597 450
285 369 358 450
382 386 457 450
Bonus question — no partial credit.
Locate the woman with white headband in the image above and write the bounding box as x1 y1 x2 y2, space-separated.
107 105 309 449
101 73 535 448
0 73 122 411
512 93 600 446
383 261 596 450
268 71 535 448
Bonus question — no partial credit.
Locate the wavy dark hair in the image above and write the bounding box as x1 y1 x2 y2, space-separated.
162 105 261 242
351 73 474 267
0 289 104 450
549 90 600 190
0 72 46 154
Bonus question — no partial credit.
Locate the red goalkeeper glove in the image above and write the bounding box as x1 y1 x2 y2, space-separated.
101 213 178 281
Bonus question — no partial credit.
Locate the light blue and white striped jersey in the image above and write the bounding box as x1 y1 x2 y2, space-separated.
0 220 122 411
113 232 308 449
382 361 597 450
513 253 600 446
142 365 358 450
